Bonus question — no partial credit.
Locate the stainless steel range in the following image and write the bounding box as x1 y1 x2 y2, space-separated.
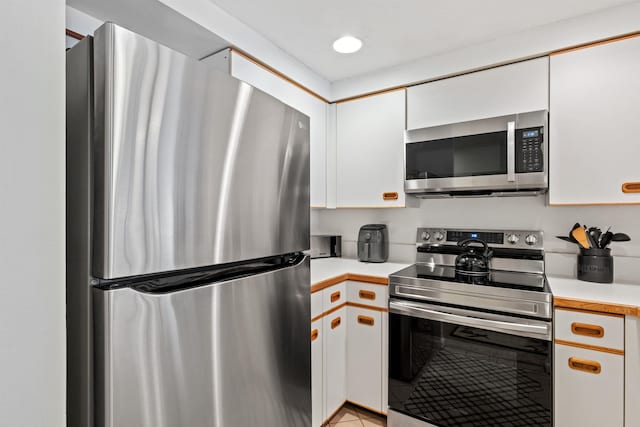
388 228 552 427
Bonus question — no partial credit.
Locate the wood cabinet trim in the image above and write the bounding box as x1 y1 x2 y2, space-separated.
335 87 406 104
312 302 347 322
310 301 388 322
66 28 84 40
550 31 640 56
311 274 350 293
554 297 639 316
311 273 388 294
348 302 388 313
555 306 625 318
555 339 624 356
230 48 329 103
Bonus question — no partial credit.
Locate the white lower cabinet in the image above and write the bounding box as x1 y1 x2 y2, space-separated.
311 319 323 427
323 306 347 420
312 281 388 425
347 306 382 411
554 343 624 427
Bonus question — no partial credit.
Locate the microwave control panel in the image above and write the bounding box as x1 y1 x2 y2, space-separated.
516 127 544 173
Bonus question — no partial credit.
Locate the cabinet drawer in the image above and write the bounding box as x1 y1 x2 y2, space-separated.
347 281 388 309
554 343 624 427
322 282 347 312
555 309 624 350
311 290 323 319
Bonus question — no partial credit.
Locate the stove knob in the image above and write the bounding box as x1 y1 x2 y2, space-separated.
507 234 519 244
525 234 538 246
435 232 445 241
421 231 431 241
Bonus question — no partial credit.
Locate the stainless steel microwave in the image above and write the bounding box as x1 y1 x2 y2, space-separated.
404 110 548 197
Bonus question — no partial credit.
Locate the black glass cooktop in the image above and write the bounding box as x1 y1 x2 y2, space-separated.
393 264 547 292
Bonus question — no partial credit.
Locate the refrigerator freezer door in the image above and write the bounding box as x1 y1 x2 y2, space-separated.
94 256 311 427
92 23 310 279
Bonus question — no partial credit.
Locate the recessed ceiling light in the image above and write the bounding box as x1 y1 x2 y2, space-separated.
332 36 363 54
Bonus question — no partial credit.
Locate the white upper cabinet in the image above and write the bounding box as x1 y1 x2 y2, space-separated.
407 57 549 130
218 52 328 207
336 89 406 207
549 36 640 205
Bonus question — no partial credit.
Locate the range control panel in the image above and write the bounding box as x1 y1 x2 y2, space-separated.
416 228 544 250
516 127 544 173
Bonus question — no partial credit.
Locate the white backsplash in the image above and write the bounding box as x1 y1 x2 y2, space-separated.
311 195 640 284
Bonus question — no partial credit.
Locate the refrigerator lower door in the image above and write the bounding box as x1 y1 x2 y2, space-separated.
93 257 310 427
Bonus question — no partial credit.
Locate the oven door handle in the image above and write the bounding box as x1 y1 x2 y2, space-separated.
389 300 551 340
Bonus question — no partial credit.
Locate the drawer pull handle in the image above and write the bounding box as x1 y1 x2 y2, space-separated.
383 192 399 201
358 315 375 326
359 290 376 300
331 317 341 329
622 182 640 193
311 329 318 341
571 322 604 338
568 357 601 374
330 291 341 303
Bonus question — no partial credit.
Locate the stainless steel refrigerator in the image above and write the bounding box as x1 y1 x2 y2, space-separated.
66 23 311 427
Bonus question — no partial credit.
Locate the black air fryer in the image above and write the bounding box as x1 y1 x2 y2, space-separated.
357 224 389 263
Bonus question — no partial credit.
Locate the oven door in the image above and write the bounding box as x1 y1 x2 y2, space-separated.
404 110 548 195
388 299 552 427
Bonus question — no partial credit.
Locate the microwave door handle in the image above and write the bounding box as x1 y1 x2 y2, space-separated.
389 300 550 339
507 121 516 182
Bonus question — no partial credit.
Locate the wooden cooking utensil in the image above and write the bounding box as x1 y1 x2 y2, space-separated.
571 227 591 249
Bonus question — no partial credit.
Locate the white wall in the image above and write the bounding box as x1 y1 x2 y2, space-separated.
312 196 640 283
0 1 66 426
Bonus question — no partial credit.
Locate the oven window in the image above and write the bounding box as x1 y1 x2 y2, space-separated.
389 313 552 426
406 131 507 179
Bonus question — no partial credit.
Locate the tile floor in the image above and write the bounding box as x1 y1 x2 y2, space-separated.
327 403 387 426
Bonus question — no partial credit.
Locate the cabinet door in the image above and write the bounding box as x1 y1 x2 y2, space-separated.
323 307 346 419
549 36 640 205
346 307 382 411
555 344 623 427
381 311 388 414
407 57 548 130
626 316 640 427
231 53 328 207
336 89 406 207
311 319 323 427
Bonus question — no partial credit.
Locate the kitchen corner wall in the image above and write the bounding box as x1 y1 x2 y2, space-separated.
0 1 66 426
312 196 640 283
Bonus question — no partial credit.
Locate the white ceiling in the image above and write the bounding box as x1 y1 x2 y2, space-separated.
208 0 635 81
